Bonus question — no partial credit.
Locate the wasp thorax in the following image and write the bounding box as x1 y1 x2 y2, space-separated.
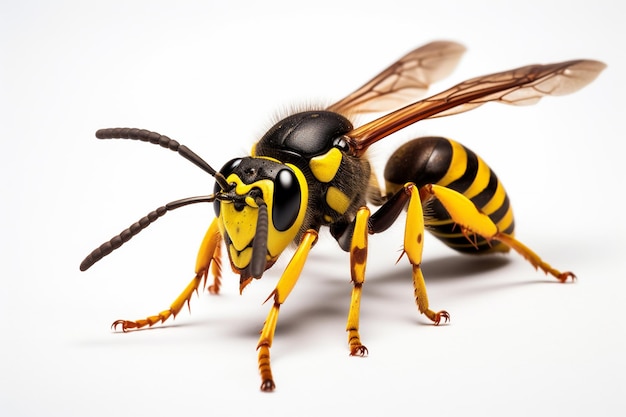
254 111 353 162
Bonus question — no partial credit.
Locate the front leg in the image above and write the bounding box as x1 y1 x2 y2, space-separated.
257 229 318 391
112 218 223 331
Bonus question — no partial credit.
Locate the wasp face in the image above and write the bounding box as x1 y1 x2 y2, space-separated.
214 156 308 290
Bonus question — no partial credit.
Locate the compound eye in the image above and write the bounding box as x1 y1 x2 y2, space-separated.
214 158 242 216
272 169 301 232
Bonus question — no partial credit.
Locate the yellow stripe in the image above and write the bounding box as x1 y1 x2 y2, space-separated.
326 186 351 214
481 181 506 215
437 140 467 187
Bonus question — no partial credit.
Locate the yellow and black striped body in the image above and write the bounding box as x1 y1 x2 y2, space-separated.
384 136 514 253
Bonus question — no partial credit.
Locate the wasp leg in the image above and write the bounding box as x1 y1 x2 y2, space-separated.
401 183 450 325
195 219 223 294
346 207 370 356
362 184 449 325
490 233 575 282
112 218 222 331
424 184 575 282
257 229 318 392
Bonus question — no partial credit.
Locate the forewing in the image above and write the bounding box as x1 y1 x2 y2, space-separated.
346 59 606 155
327 41 466 115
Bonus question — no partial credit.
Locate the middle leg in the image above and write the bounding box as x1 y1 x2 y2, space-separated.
345 207 371 356
366 183 450 325
403 183 450 324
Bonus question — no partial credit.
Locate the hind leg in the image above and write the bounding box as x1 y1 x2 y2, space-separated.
493 233 575 282
424 183 575 282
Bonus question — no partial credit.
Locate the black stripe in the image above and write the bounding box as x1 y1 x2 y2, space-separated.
488 195 510 224
471 169 499 209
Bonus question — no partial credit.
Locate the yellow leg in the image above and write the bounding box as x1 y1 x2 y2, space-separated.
346 207 370 356
426 184 575 282
403 183 450 325
195 218 224 294
494 233 575 282
257 229 318 392
112 218 222 331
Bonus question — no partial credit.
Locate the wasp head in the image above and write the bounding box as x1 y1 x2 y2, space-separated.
213 156 308 292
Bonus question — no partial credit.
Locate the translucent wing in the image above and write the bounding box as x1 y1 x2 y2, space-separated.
346 59 606 156
327 41 466 115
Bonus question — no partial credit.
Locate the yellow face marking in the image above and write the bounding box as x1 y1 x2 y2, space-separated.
217 163 309 271
229 246 253 270
326 186 351 214
219 176 272 270
221 200 259 252
245 196 257 207
309 148 342 183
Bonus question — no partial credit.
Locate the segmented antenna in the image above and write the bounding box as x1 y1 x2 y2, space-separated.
95 128 231 190
250 197 269 279
79 195 215 271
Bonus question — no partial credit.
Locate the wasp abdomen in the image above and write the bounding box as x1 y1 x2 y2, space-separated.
384 136 514 253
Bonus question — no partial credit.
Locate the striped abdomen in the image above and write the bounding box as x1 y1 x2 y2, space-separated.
383 136 514 253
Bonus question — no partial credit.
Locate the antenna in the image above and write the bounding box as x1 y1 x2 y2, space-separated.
95 128 231 190
250 197 269 279
79 195 216 271
81 127 237 271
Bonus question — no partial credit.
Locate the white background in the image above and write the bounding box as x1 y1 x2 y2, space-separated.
2 1 624 416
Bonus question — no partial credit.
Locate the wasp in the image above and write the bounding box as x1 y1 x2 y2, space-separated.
80 41 605 391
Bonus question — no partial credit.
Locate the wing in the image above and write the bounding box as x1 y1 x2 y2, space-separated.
345 59 606 156
327 41 466 115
